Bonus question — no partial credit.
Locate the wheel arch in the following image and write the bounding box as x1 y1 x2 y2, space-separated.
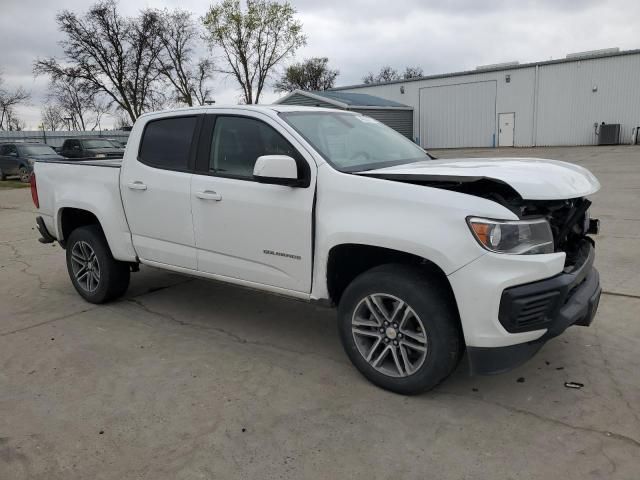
325 243 459 312
57 207 106 248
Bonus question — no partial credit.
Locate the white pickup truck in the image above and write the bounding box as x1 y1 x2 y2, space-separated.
31 105 602 394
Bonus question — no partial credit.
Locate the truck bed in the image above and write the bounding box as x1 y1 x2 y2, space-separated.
34 158 137 262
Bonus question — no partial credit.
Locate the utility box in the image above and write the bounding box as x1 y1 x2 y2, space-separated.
598 124 620 145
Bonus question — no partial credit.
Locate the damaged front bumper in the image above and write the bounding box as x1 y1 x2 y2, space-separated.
467 240 601 375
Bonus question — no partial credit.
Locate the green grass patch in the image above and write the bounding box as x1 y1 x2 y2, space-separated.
0 180 30 189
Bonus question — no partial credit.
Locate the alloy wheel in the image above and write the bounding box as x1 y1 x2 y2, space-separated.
70 241 101 292
19 167 30 183
351 293 428 378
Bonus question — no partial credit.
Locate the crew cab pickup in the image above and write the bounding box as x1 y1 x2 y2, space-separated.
60 137 125 159
31 105 602 394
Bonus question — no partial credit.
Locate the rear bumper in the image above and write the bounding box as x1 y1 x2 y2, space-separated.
468 242 601 375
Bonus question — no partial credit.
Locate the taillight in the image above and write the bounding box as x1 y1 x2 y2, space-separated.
30 172 39 208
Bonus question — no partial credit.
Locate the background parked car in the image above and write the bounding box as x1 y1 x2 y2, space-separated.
106 138 127 148
60 138 125 159
0 142 64 182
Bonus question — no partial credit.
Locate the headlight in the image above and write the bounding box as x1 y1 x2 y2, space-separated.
467 217 554 254
95 153 106 158
27 158 35 165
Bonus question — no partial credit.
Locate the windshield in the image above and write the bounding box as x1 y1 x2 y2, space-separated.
83 139 118 149
19 145 58 156
280 111 428 171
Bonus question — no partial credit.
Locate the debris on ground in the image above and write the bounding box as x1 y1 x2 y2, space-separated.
516 377 525 383
564 382 584 389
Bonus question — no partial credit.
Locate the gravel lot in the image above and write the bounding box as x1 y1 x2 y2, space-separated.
1 146 639 479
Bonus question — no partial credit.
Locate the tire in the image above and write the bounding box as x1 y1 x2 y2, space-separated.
338 264 463 395
65 225 130 304
19 166 31 183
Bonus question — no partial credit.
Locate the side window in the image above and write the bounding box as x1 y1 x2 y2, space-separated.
0 145 8 155
8 145 17 155
139 116 197 170
209 116 300 179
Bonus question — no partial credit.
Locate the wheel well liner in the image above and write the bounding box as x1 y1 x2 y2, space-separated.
59 208 103 247
326 244 456 307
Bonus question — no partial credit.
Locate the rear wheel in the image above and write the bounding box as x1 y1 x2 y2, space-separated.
65 225 130 303
338 264 463 395
19 166 30 183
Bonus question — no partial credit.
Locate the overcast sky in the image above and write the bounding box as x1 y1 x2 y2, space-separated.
1 0 639 129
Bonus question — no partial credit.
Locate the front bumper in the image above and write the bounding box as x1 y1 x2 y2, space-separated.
467 241 601 375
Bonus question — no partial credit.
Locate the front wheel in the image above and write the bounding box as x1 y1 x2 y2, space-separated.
338 264 463 395
65 225 130 303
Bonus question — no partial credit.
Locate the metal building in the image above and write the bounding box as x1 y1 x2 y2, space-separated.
331 48 640 148
274 90 414 139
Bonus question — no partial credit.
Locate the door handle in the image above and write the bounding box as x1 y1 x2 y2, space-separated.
195 190 222 201
127 181 147 191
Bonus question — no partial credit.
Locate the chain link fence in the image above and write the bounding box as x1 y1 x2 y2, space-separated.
0 130 130 148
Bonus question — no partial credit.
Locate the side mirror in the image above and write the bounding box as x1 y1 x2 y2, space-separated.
253 155 299 186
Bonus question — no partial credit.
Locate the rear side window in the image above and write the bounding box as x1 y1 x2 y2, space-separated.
139 116 197 170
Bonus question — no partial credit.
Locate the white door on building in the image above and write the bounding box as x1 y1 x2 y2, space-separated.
498 113 515 147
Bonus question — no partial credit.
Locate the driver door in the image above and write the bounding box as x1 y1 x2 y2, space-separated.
191 112 316 293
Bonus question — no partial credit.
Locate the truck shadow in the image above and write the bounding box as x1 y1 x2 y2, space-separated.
119 265 592 401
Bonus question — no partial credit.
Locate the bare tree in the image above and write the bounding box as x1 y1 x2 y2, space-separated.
34 0 166 124
114 110 132 130
363 65 423 84
363 66 399 84
0 72 30 130
4 108 26 131
46 77 106 131
156 9 213 106
203 0 306 104
274 57 338 92
41 104 65 131
402 66 423 79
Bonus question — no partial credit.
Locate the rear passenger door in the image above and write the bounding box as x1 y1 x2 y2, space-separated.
191 112 316 293
0 145 11 174
0 144 19 174
120 115 201 270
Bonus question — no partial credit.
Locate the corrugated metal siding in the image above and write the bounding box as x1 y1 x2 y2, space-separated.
353 108 413 139
419 81 497 148
535 54 640 145
337 51 640 147
278 93 338 109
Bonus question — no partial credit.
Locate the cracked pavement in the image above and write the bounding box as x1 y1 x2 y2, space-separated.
1 146 640 479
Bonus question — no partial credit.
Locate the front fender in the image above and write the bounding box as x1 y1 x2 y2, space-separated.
310 165 517 300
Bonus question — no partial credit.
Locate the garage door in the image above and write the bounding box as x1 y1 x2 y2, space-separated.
419 81 497 148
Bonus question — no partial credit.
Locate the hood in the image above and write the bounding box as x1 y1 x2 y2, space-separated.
357 157 600 200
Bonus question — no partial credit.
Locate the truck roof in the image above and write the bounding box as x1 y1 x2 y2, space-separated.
137 104 347 121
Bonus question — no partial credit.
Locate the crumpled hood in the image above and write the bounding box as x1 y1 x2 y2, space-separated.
357 157 601 200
